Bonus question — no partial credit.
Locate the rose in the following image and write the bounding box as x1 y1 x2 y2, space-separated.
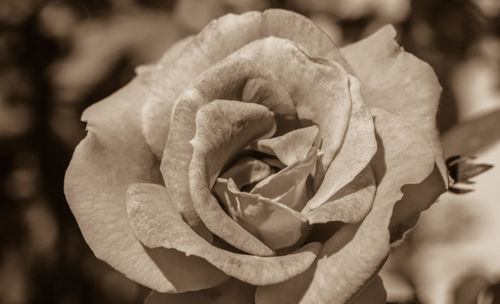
64 9 447 303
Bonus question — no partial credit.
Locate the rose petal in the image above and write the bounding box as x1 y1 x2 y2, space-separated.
160 56 296 238
213 178 310 250
221 157 275 189
260 156 286 170
255 109 436 304
250 147 319 211
240 76 301 136
398 118 500 304
306 166 376 225
145 279 255 304
137 34 196 158
64 78 204 292
341 24 447 186
126 182 322 286
142 9 349 157
369 109 445 243
189 99 278 256
251 125 320 166
121 185 229 294
232 37 352 173
303 76 376 210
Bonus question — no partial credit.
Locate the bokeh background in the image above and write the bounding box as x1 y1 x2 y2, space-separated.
0 0 499 303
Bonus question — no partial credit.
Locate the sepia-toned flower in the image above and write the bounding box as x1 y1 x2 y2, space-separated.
64 9 447 303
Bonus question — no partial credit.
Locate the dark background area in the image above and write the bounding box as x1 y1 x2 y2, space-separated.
0 0 499 303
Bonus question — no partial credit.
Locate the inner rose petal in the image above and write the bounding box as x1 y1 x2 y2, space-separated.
251 125 320 167
251 147 320 212
221 157 276 189
213 178 310 250
189 100 278 256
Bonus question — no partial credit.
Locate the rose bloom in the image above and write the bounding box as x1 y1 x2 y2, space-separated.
64 9 448 304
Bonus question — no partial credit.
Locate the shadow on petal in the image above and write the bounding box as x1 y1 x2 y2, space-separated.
146 279 255 304
255 261 317 304
389 164 447 244
144 247 229 293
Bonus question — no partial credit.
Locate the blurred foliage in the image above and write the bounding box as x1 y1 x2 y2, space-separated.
0 0 498 303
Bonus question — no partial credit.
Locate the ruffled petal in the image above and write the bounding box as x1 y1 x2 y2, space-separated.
189 99 277 256
304 76 376 211
145 279 255 304
341 24 447 186
64 78 193 292
306 166 375 225
213 178 309 250
251 147 319 211
142 9 348 157
255 109 436 304
126 183 321 286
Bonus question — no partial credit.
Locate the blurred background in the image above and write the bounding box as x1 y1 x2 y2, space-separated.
0 0 499 303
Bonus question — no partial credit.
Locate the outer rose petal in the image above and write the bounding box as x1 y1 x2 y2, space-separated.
407 149 500 304
340 24 447 187
397 112 500 304
126 183 321 286
64 78 211 292
142 9 350 157
256 109 436 304
63 33 217 292
145 279 255 304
